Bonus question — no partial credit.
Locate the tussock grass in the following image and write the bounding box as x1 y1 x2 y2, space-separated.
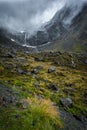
0 97 62 130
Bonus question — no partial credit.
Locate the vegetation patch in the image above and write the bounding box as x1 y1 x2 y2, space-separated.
0 47 87 129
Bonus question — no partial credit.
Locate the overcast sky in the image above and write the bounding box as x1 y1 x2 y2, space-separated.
0 0 86 35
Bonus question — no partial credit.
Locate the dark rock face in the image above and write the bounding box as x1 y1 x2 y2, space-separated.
27 30 49 46
27 7 67 46
0 28 38 53
0 84 18 107
60 110 87 130
26 5 87 53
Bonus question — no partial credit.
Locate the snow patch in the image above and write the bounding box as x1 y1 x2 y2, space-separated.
11 38 15 42
23 44 37 49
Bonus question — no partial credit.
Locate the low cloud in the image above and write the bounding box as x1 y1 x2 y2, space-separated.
0 0 86 35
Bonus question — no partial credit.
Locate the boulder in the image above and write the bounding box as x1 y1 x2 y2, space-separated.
48 66 56 73
48 83 58 91
54 61 60 66
31 69 39 74
26 72 32 76
17 68 24 74
34 57 44 62
60 97 73 108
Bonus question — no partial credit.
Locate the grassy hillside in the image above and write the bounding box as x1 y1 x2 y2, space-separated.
0 47 87 130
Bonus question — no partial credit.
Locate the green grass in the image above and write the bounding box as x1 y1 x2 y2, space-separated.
0 98 62 130
0 47 87 129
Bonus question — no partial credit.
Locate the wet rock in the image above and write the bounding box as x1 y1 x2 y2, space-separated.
31 69 39 74
48 83 58 91
60 97 73 108
17 68 24 74
48 66 56 73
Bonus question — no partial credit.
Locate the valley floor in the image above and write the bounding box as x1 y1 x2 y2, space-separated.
0 46 87 130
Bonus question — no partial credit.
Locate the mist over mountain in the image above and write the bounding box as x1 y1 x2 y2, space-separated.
25 0 87 53
0 0 62 35
0 0 87 35
0 0 87 53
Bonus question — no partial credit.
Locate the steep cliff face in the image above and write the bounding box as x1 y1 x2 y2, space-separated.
27 6 69 46
27 4 87 53
0 4 87 53
0 28 38 53
55 5 87 52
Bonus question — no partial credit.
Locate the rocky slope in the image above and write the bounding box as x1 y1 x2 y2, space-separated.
0 46 87 130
